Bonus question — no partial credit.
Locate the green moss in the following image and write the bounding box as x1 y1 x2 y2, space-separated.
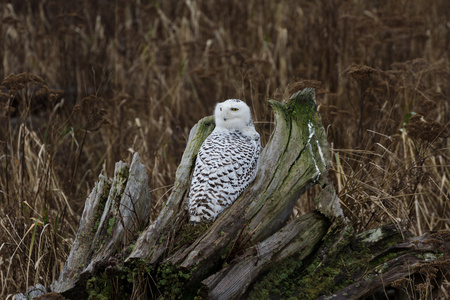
287 89 319 125
293 258 352 299
221 242 233 261
92 180 111 234
86 274 112 300
369 250 406 270
248 223 415 299
170 223 209 254
104 259 201 299
84 262 144 299
248 256 303 299
107 216 116 235
156 263 197 299
82 223 413 299
116 166 129 182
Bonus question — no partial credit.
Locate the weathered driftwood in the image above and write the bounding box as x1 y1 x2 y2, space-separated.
201 211 330 300
14 284 47 300
317 229 450 300
50 152 151 294
247 222 449 299
157 88 338 284
128 114 215 264
18 88 448 299
120 88 337 288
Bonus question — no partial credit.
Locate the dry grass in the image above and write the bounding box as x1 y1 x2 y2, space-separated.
0 0 448 298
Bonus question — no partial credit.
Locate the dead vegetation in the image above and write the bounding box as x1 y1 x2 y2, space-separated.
0 0 448 298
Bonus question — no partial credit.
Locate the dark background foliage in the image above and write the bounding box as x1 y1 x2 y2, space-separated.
0 0 448 296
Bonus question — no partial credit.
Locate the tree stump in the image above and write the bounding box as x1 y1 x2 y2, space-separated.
51 152 151 294
17 89 448 299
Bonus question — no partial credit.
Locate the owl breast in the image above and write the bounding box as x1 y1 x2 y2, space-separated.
188 128 261 223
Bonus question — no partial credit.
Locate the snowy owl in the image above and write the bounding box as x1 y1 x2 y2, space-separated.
188 99 261 223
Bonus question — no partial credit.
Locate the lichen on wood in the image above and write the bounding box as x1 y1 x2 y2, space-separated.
17 88 447 300
128 115 215 264
201 211 330 300
51 152 151 294
161 88 336 286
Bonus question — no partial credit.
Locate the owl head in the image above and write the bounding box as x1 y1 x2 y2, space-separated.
214 99 254 130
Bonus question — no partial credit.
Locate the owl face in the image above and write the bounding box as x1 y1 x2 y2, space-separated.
214 99 253 130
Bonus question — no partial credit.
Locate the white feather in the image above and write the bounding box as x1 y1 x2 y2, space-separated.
188 99 261 223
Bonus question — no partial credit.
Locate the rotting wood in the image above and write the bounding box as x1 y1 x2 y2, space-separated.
15 88 449 300
127 114 215 264
162 89 335 284
201 211 330 300
50 152 151 294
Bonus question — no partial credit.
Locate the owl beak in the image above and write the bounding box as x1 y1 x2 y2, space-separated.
223 112 229 121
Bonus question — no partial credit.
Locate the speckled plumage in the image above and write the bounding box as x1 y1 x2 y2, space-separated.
189 99 261 223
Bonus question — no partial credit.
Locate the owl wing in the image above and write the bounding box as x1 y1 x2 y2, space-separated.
189 131 260 222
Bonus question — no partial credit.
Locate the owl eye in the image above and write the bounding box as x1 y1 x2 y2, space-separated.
231 108 239 111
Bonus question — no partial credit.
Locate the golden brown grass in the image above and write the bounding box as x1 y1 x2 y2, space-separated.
0 0 448 298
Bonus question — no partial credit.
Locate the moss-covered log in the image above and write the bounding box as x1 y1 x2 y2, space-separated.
16 89 449 299
201 211 330 300
159 89 336 284
249 224 449 300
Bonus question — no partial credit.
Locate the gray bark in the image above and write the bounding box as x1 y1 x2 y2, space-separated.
201 211 330 300
16 88 448 300
51 152 151 293
157 88 337 285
